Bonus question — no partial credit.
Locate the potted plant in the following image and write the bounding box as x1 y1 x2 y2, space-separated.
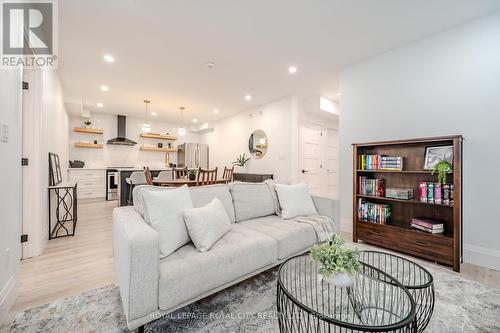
310 234 362 287
431 160 453 185
187 169 197 181
83 120 92 128
232 153 251 171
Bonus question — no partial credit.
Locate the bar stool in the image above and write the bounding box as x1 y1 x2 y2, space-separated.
126 171 147 205
156 170 173 181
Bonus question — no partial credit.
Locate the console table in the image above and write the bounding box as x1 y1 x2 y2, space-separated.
233 173 273 183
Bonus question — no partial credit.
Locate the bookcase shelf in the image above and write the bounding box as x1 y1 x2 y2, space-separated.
353 135 462 272
356 194 454 208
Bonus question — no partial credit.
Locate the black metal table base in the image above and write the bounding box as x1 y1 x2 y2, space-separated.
49 184 78 239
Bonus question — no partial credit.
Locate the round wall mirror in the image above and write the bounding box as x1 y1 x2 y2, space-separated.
248 129 268 159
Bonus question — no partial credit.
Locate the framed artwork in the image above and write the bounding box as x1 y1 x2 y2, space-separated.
49 152 62 186
423 145 453 170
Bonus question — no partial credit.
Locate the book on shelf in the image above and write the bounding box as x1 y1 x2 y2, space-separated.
419 182 453 205
358 154 403 171
411 223 444 234
357 198 391 224
386 187 413 200
411 217 444 229
358 177 385 197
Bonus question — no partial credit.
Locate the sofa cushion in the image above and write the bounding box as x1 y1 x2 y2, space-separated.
230 182 276 222
142 185 193 258
275 183 318 219
238 215 318 259
183 198 231 252
158 224 277 310
188 184 236 223
133 185 173 222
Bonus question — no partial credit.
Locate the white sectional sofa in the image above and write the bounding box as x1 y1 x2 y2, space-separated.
113 182 339 330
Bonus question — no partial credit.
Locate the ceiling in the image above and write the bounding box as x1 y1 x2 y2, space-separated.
59 0 500 123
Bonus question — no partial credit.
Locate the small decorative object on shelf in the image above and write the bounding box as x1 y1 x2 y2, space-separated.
83 120 92 128
386 187 413 200
93 140 98 145
424 145 453 170
310 234 362 287
187 168 197 181
158 143 163 148
430 160 453 184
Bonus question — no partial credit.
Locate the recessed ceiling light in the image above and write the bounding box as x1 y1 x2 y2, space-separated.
192 118 198 123
100 85 109 92
213 108 219 114
205 61 215 69
288 66 297 74
96 102 103 108
245 95 252 101
103 54 115 63
151 112 157 116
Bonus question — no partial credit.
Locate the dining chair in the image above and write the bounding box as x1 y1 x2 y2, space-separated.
223 166 234 183
172 167 188 179
196 167 218 186
126 171 147 205
156 170 173 181
143 167 153 185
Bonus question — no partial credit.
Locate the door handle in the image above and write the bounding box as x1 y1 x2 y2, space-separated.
414 240 429 247
302 170 308 173
370 231 382 236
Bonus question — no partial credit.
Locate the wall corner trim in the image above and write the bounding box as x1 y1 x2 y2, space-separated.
0 273 19 325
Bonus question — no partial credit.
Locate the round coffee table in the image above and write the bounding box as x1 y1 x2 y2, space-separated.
277 255 417 332
358 251 435 333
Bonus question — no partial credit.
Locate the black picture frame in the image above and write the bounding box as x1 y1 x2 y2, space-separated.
423 145 453 170
49 152 62 186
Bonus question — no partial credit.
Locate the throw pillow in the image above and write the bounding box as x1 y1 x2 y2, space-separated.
275 183 318 219
142 185 193 258
183 197 231 252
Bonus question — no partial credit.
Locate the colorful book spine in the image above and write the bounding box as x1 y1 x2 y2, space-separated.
419 182 428 202
357 199 391 224
434 183 442 204
443 184 450 205
427 182 434 203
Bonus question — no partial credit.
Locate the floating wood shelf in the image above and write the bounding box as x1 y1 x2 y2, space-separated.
74 142 103 148
140 133 177 140
140 146 177 152
74 127 103 134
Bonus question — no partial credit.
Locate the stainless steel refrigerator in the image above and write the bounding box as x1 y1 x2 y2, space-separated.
177 143 209 169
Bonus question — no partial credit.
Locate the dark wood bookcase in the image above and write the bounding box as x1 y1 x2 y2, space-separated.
352 136 463 272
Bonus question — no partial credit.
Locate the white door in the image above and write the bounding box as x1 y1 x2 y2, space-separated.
21 68 42 258
299 120 323 193
325 126 339 197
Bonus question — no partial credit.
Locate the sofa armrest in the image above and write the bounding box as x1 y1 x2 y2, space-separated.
312 195 340 233
113 207 159 325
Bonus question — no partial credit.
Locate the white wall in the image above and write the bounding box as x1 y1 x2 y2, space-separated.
69 113 200 168
338 13 500 270
0 68 22 322
200 96 301 183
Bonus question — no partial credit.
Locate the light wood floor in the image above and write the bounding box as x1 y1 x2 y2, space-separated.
2 198 500 331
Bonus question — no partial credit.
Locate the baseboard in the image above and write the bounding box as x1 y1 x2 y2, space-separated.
340 217 352 233
0 273 19 326
464 244 500 271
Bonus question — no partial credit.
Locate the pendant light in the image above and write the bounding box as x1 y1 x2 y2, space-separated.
140 100 152 133
178 106 186 136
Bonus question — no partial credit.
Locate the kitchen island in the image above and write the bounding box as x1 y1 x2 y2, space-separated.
118 168 171 206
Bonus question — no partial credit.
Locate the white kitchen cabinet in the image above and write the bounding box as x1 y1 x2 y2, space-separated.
68 169 105 199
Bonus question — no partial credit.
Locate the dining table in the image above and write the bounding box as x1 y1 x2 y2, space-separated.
152 178 228 187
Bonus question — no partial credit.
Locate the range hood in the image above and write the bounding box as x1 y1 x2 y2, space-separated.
107 115 137 146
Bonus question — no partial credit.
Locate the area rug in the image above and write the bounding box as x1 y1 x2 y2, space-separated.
9 261 500 333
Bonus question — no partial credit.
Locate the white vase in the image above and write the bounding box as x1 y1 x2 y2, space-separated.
319 272 356 287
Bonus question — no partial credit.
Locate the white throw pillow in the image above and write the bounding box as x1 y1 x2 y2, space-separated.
183 197 231 252
275 183 318 219
142 185 193 258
